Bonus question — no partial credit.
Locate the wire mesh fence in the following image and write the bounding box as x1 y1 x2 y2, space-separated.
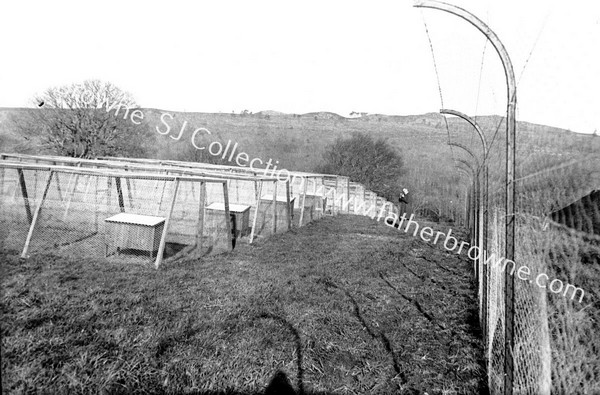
453 117 600 394
3 153 396 228
0 163 236 267
510 155 599 394
0 154 299 240
1 155 398 268
411 1 600 392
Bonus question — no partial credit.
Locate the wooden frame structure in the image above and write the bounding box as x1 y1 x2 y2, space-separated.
93 155 392 222
1 154 398 258
95 156 355 219
0 153 292 242
0 161 231 268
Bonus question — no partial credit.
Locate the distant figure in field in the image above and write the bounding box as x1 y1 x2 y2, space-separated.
387 188 410 228
399 188 409 205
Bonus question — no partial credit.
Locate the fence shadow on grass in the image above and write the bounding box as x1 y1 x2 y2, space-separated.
317 277 408 386
379 269 488 394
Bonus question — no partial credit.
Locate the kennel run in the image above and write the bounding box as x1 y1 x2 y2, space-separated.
0 153 399 267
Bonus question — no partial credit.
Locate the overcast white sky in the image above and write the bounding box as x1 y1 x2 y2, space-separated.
0 0 598 133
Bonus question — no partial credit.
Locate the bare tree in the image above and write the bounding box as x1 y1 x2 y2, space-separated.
11 80 153 158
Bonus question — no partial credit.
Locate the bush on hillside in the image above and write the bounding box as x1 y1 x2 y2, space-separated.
314 132 406 200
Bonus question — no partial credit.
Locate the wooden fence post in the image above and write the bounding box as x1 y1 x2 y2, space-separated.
196 182 206 257
21 171 54 258
250 181 262 243
286 180 291 230
299 178 307 226
115 177 125 212
17 168 32 224
271 181 278 234
155 178 180 269
223 181 233 250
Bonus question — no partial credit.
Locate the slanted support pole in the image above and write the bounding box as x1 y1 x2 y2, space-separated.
54 172 63 202
223 181 233 251
250 181 262 243
155 178 180 269
299 178 308 226
156 180 167 215
62 162 84 219
126 178 134 209
115 177 125 212
21 171 54 258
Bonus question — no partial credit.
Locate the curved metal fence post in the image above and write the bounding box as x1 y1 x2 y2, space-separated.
416 1 517 393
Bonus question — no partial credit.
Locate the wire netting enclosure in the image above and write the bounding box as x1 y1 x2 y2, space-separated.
85 155 296 237
4 153 387 230
409 1 600 392
294 175 332 221
0 154 302 242
95 156 382 222
348 182 366 213
1 154 399 268
434 114 600 394
0 163 233 267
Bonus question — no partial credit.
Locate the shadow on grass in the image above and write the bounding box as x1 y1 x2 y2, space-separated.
106 242 187 260
317 277 409 388
148 386 340 395
344 289 405 380
253 313 305 395
379 271 444 330
379 269 488 395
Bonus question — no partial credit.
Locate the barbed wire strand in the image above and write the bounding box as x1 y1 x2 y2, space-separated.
485 5 554 156
420 11 461 175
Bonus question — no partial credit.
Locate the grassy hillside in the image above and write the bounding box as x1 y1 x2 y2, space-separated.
1 107 598 217
2 107 594 170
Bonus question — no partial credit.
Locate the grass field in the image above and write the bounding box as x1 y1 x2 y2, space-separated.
1 214 486 394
